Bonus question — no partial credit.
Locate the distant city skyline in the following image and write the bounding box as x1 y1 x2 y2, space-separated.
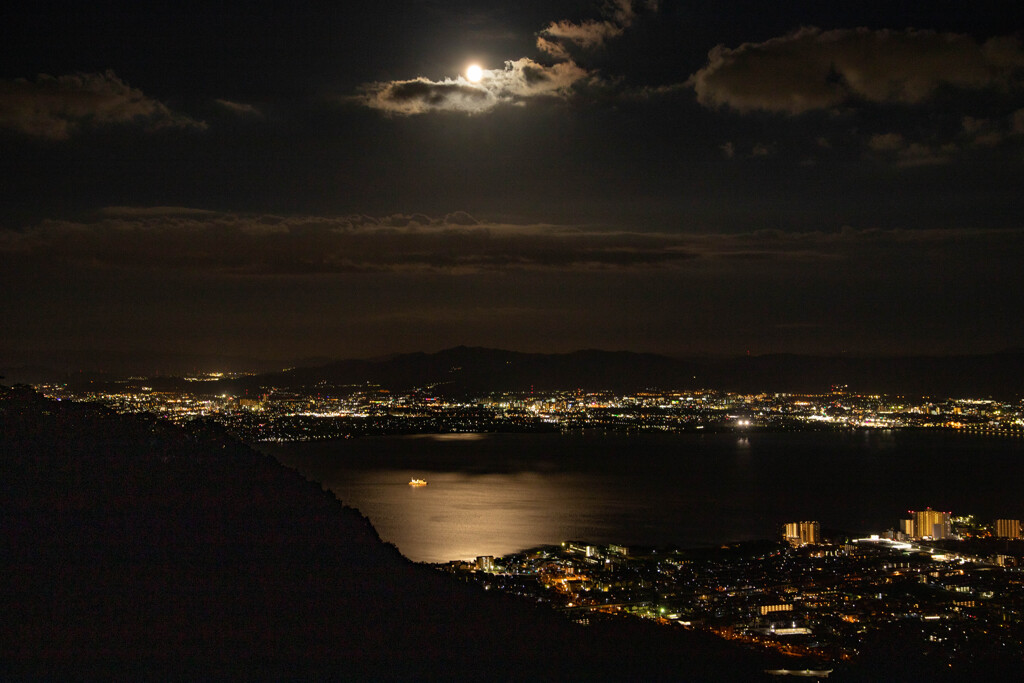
2 2 1022 363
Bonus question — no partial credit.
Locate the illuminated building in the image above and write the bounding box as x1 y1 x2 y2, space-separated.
783 521 821 547
476 555 495 572
899 519 915 537
760 604 794 616
995 519 1021 539
910 508 951 540
566 542 599 557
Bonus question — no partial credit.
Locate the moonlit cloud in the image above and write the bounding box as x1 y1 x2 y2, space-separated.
356 59 592 115
535 36 572 61
535 0 657 58
356 78 493 115
491 59 594 98
358 1 656 116
0 71 206 139
537 20 623 55
689 28 1024 115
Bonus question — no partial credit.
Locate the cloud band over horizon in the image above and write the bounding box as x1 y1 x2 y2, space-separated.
3 207 1022 277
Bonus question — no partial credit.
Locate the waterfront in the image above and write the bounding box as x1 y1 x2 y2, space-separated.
261 429 1024 563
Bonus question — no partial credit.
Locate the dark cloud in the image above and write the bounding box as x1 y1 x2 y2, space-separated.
4 208 1022 277
1014 108 1024 134
0 71 206 139
98 206 221 218
962 116 1004 147
213 99 263 117
604 0 659 28
444 211 479 226
0 210 700 274
689 28 1024 115
718 141 778 160
867 133 907 152
865 112 1024 165
958 110 1024 148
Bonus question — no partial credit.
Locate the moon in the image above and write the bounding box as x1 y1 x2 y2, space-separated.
466 64 483 82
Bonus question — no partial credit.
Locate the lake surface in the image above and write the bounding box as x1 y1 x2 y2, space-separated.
259 430 1024 563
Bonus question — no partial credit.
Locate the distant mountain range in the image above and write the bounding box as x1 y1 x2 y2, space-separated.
7 345 1022 398
0 349 331 385
219 346 1023 399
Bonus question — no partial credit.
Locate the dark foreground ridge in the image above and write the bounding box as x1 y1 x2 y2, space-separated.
1 386 767 681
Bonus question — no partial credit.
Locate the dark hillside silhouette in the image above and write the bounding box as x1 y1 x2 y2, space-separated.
1 385 768 680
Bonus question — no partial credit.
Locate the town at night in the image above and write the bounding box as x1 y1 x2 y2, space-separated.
3 0 1023 678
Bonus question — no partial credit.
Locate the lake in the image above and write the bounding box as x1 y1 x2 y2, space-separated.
259 429 1024 563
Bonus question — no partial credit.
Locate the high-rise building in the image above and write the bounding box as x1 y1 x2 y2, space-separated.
995 519 1022 539
899 518 915 537
784 521 821 547
910 508 951 540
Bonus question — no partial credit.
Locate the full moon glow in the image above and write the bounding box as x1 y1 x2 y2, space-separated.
466 64 483 82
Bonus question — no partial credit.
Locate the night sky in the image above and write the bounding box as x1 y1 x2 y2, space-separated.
3 1 1023 368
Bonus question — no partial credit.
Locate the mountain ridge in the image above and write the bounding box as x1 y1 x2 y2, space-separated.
226 346 1024 399
10 346 1023 399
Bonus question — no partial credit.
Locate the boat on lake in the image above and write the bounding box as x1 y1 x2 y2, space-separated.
408 478 427 487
